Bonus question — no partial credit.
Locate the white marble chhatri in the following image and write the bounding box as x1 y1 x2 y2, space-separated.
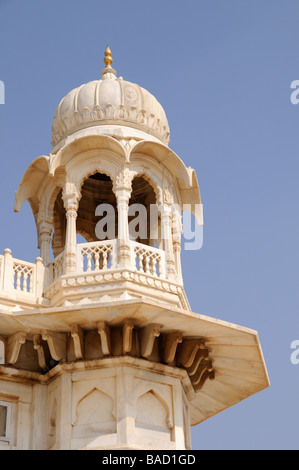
0 47 269 450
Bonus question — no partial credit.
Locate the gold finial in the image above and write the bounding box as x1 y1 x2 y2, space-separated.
101 45 117 79
104 46 113 69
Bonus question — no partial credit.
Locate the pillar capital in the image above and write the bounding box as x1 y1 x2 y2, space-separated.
113 168 132 194
39 221 53 235
62 182 81 212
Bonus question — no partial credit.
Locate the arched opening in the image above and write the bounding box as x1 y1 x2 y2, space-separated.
51 173 117 260
77 172 117 242
129 175 160 247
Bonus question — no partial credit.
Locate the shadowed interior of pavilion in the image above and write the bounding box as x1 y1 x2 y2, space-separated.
49 172 169 281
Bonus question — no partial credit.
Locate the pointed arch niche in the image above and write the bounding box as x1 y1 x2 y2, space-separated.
135 389 172 441
72 388 116 439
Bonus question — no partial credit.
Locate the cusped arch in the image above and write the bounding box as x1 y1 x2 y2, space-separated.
76 170 117 243
73 387 115 426
133 382 173 429
66 151 124 196
135 388 172 430
130 169 163 207
49 134 126 179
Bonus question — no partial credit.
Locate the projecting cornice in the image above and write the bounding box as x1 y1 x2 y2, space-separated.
0 297 270 426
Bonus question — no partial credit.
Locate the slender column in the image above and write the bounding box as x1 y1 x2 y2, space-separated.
63 184 81 275
173 240 182 282
65 203 78 274
172 208 183 283
39 221 52 266
114 168 132 268
160 203 176 279
117 190 130 242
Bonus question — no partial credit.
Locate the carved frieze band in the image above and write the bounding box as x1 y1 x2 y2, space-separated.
43 269 184 300
52 104 170 147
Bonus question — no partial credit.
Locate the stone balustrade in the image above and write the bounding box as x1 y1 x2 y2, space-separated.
49 250 65 282
77 240 117 273
0 249 45 301
0 240 184 310
133 241 166 278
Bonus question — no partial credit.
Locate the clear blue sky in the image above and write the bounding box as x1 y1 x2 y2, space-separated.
0 0 298 450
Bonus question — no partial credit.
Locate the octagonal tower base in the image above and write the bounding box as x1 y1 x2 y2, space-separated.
43 357 191 451
0 298 269 450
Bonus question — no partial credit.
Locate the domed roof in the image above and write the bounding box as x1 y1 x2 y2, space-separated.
51 47 170 148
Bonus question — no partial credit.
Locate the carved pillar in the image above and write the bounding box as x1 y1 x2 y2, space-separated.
114 168 132 268
172 207 183 283
62 184 81 274
160 194 176 279
39 221 53 266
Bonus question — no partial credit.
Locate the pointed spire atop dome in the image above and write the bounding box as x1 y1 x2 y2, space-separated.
104 46 113 68
101 45 117 79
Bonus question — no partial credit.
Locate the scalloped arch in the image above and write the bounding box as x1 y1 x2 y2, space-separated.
135 388 172 430
66 151 123 195
49 134 126 177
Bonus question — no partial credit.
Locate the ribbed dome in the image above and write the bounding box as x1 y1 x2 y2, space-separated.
51 48 170 148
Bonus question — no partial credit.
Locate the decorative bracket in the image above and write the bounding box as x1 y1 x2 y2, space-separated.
162 331 183 364
97 322 111 356
140 324 162 359
33 334 47 369
71 325 84 360
177 338 215 392
185 347 209 376
122 319 135 354
192 359 215 392
41 330 67 362
6 332 26 365
177 338 206 368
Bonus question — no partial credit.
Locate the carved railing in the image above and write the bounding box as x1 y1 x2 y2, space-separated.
49 251 65 281
77 240 117 273
13 260 35 293
133 241 166 278
56 240 166 278
0 241 171 304
0 249 45 298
